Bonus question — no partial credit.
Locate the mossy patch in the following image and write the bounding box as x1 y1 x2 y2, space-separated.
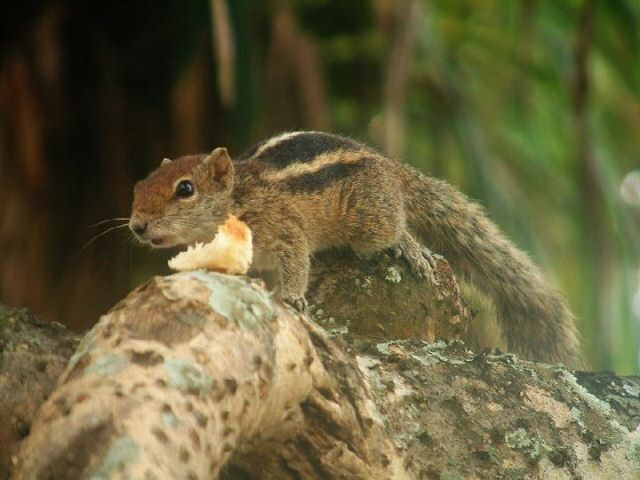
88 435 139 479
66 322 102 374
84 353 127 377
440 470 464 480
564 371 628 447
187 271 276 332
163 357 213 395
505 428 544 461
626 439 640 466
384 266 402 283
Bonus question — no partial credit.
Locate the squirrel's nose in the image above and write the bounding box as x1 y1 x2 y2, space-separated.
130 220 148 236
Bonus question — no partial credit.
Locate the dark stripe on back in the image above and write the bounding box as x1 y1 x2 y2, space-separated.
282 157 371 193
251 132 364 167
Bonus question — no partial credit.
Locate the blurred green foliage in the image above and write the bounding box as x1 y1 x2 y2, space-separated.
240 0 640 372
2 0 638 372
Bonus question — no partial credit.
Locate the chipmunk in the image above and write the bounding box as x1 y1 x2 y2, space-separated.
129 131 581 366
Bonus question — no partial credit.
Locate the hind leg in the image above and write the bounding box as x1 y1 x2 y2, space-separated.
397 230 438 284
345 165 436 280
348 210 404 259
348 210 438 284
347 171 407 256
352 229 438 284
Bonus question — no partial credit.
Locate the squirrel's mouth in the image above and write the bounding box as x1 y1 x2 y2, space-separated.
147 236 180 248
134 234 177 249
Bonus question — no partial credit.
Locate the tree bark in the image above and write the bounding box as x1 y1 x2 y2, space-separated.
0 305 81 479
2 256 640 479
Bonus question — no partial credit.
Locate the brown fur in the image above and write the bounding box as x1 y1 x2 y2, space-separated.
394 165 581 366
130 132 582 366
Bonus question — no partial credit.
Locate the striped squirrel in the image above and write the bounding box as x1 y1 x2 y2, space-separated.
129 131 581 366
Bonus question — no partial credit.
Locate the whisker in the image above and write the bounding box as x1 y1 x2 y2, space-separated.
79 223 129 253
89 217 130 228
168 222 193 230
161 220 193 229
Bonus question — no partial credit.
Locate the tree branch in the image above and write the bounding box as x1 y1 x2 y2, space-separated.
3 254 639 479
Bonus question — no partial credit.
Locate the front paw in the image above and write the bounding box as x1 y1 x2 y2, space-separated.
283 294 308 313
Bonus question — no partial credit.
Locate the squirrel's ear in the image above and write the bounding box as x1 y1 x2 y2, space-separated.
203 147 233 185
161 157 172 166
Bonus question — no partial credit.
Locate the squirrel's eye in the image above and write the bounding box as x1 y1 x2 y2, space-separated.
175 180 195 198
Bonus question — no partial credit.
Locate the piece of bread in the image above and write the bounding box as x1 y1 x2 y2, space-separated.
168 215 252 274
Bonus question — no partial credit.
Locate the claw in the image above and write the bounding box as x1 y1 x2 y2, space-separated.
283 295 308 313
406 247 440 285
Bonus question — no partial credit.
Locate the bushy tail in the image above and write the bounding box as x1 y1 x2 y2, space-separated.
396 164 582 367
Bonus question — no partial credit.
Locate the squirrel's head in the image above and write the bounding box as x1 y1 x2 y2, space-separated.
129 147 234 248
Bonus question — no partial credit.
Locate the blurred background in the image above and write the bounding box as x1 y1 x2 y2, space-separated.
1 0 639 373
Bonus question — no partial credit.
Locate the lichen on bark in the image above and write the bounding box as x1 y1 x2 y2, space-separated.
1 252 639 479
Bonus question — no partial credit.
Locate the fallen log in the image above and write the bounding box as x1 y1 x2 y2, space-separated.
2 256 639 479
